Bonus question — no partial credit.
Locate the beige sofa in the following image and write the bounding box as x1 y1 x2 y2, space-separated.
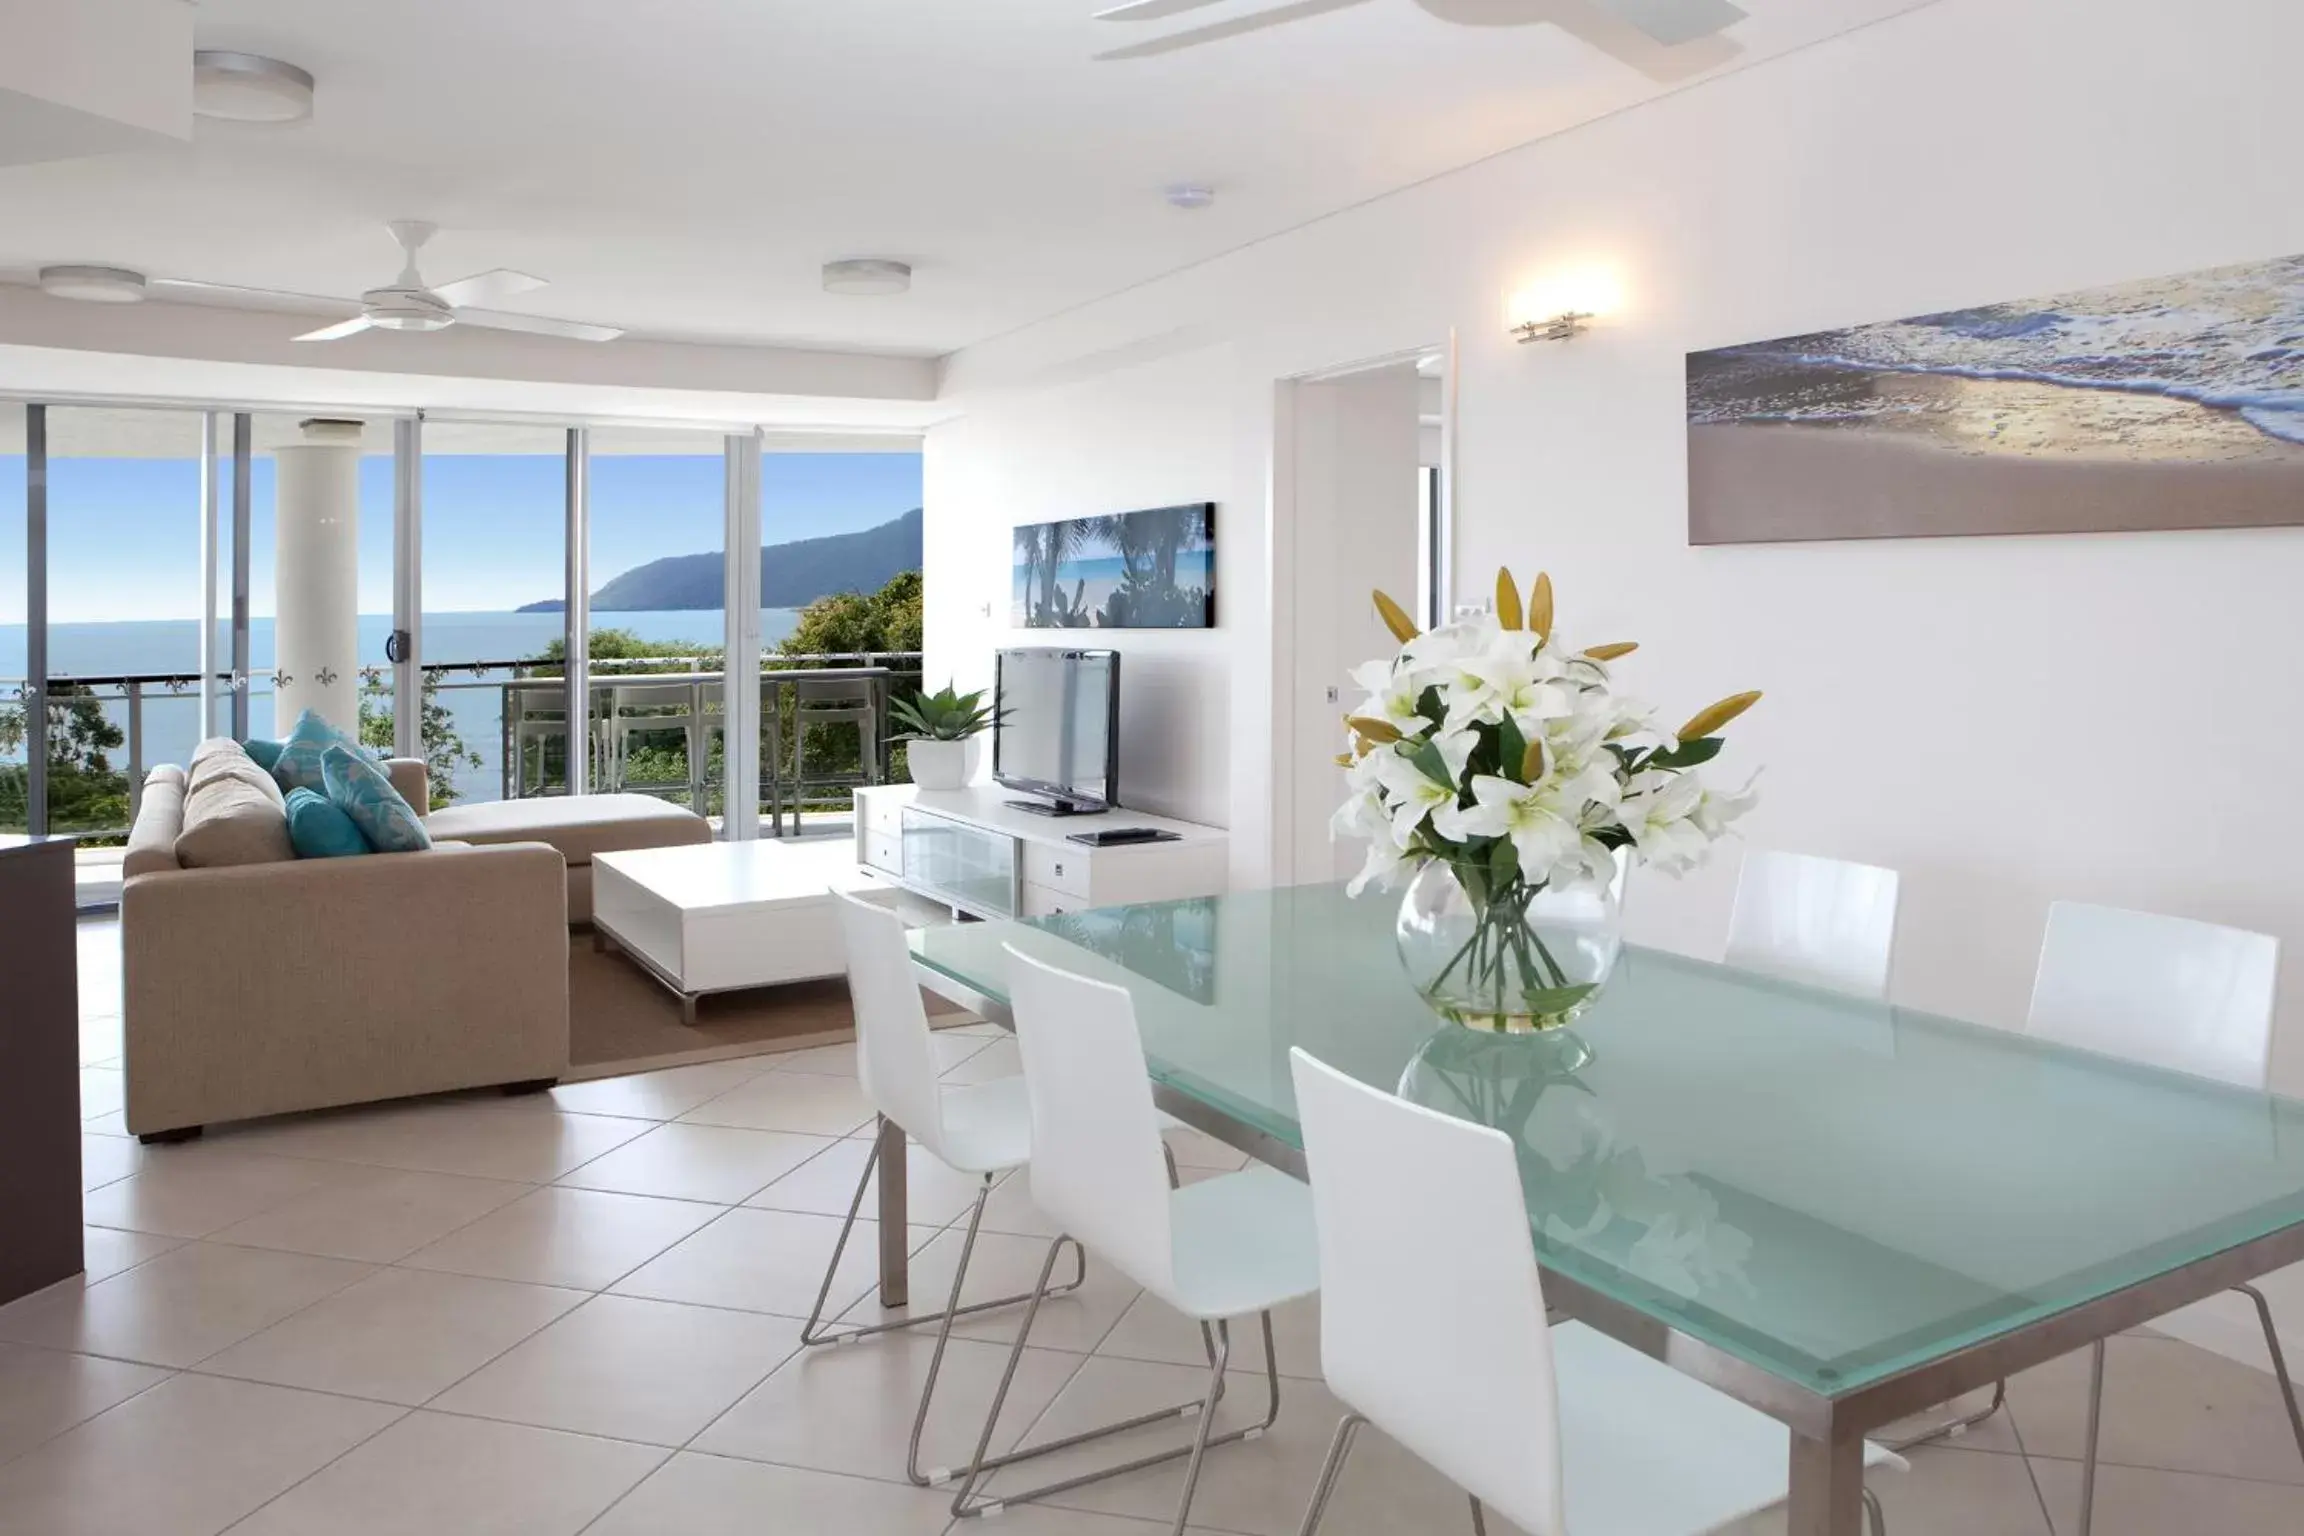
119 742 710 1141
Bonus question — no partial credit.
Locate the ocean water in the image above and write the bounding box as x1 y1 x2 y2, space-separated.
1688 251 2304 454
0 608 800 803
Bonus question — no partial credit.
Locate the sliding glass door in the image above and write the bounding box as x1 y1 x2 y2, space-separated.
0 405 25 833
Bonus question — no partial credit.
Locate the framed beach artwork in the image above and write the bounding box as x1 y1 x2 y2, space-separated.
1012 502 1216 629
1686 251 2304 544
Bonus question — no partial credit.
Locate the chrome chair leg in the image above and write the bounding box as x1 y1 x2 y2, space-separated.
799 1132 1084 1350
2234 1282 2304 1461
1294 1413 1367 1536
1863 1485 1888 1536
1882 1379 2007 1453
951 1237 1283 1521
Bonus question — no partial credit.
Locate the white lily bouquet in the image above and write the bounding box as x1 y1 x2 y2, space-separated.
1334 568 1761 1033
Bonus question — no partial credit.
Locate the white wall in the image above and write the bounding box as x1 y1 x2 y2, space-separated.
927 0 2304 1362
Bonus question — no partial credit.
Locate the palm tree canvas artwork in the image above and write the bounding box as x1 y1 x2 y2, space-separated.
1011 503 1216 628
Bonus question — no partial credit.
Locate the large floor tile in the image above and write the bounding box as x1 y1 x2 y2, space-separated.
79 1068 125 1122
611 1206 941 1319
196 1267 584 1406
207 1166 531 1263
432 1293 800 1445
691 1328 1082 1484
1714 1446 2049 1536
558 1122 837 1205
1095 1290 1322 1381
219 1098 652 1183
584 1452 956 1536
979 1358 1461 1536
1161 1125 1252 1173
225 1409 664 1536
675 1070 879 1136
80 1149 354 1240
398 1185 718 1291
2006 1334 2304 1485
939 1035 1021 1087
78 1227 183 1284
2031 1455 2304 1535
79 1134 143 1193
747 1133 993 1228
0 1343 169 1467
0 1372 399 1536
972 1169 1067 1239
849 1225 1141 1356
772 1031 991 1081
0 1241 372 1368
546 1058 770 1121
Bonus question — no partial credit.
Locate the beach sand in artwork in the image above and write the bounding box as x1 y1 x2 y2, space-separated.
1689 423 2304 545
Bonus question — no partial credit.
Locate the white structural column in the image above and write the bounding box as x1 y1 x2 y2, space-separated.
272 419 364 733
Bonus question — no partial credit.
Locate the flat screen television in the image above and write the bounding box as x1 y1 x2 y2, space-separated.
992 648 1120 815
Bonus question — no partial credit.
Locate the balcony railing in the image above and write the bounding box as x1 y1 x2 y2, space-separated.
0 651 925 840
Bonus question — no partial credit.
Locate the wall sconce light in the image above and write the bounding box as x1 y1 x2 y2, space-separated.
1506 269 1622 345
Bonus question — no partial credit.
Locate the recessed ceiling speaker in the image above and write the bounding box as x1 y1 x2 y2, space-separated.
822 259 912 296
37 265 149 304
193 51 316 123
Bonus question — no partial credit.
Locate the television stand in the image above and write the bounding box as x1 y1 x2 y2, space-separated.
856 786 1227 921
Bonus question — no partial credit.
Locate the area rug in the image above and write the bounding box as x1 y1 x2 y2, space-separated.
565 935 977 1081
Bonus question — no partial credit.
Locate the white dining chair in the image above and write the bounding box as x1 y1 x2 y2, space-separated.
1725 849 1902 1000
801 890 1088 1487
949 944 1322 1532
2024 899 2300 1536
1286 1047 1903 1536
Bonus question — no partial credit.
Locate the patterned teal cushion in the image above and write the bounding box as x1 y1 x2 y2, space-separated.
321 743 431 854
271 710 367 794
283 786 372 858
241 737 285 772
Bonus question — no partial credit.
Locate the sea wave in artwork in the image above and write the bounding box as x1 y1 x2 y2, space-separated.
1688 253 2304 452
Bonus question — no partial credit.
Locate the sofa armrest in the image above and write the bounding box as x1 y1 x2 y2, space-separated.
121 842 569 1134
385 757 429 812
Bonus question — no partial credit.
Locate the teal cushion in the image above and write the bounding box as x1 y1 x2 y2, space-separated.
283 786 372 858
241 737 285 772
271 710 369 793
321 743 431 854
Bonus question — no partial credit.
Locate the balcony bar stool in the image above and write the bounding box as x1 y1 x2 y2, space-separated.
603 680 707 811
950 944 1321 1531
785 674 881 832
800 891 1088 1487
1726 849 1903 1001
2022 900 2299 1536
505 679 583 798
1285 1048 1904 1536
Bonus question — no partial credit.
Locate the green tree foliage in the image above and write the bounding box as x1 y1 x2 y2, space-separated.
357 670 480 811
780 569 922 656
0 687 131 835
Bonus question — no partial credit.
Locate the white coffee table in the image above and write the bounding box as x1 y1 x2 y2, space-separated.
591 838 893 1023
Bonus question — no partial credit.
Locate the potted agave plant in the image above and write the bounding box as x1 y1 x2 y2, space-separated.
1333 567 1762 1038
891 682 1000 791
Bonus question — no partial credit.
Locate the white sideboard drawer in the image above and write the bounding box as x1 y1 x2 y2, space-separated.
1021 880 1084 918
1021 842 1090 899
862 831 902 876
861 793 905 839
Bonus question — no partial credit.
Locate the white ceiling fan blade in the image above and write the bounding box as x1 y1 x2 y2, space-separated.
454 308 623 343
294 316 376 342
1096 0 1375 58
1590 0 1746 46
1094 0 1233 20
147 276 353 315
432 268 549 310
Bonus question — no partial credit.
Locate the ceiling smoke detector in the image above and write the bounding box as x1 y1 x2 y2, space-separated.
822 259 912 296
38 265 148 304
193 52 316 124
1164 184 1215 210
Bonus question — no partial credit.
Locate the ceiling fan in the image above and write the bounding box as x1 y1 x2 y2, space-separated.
1093 0 1747 62
155 220 623 344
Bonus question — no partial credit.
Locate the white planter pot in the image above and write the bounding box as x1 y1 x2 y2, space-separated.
907 736 980 791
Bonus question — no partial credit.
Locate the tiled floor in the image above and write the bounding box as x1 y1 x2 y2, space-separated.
4 918 2300 1533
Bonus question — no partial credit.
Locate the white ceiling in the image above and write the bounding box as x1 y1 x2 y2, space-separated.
0 0 1923 360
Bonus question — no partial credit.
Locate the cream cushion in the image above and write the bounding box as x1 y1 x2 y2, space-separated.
124 768 188 878
425 793 711 865
187 741 287 811
175 747 294 868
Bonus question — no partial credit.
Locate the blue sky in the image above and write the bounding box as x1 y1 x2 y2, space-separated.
0 450 921 623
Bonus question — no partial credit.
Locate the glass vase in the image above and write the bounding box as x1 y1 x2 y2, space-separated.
1394 859 1622 1034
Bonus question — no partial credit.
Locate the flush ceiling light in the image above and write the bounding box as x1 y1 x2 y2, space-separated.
822 259 912 296
38 265 149 303
193 51 316 123
1164 184 1215 210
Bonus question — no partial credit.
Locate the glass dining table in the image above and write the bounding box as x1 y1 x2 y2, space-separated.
898 882 2304 1535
